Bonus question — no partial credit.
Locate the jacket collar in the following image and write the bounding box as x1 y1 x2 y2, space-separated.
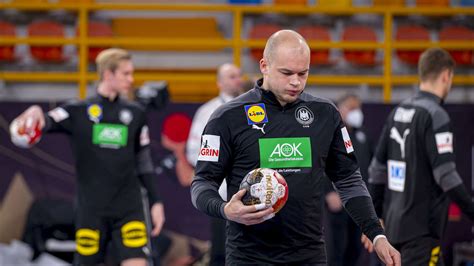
417 90 443 105
95 91 120 103
255 78 302 109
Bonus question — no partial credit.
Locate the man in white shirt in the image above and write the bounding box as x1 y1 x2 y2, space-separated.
186 63 243 266
186 63 243 166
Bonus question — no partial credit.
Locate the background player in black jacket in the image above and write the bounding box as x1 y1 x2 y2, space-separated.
10 48 165 266
191 29 400 265
366 48 474 265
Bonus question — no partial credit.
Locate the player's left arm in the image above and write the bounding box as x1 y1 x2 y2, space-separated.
325 108 384 241
135 117 165 236
325 108 400 265
425 111 474 220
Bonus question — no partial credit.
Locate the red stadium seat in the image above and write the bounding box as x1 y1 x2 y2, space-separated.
395 25 430 66
342 25 378 66
28 20 65 63
0 21 15 62
297 25 331 66
77 21 113 62
249 23 282 62
439 26 474 66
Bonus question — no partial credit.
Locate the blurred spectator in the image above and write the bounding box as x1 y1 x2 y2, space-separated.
324 93 375 266
186 63 243 266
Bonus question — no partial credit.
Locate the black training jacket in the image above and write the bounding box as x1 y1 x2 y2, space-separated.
191 79 383 264
44 94 159 215
369 90 464 244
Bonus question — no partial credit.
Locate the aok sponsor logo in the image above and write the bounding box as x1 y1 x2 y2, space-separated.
244 103 268 125
93 123 128 148
100 128 122 141
270 143 303 159
259 137 312 168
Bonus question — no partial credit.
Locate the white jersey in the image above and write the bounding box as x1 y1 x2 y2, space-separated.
187 93 234 199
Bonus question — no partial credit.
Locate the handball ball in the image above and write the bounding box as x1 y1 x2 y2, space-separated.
239 168 288 213
10 119 42 148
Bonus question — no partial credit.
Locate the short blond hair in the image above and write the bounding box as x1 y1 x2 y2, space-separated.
96 48 131 80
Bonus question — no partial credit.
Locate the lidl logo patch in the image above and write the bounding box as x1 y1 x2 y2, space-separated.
87 104 103 123
259 137 312 169
93 123 128 148
245 103 268 125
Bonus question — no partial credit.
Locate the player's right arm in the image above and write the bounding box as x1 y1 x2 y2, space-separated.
11 105 46 132
190 113 273 224
10 103 75 148
190 114 230 218
10 105 46 148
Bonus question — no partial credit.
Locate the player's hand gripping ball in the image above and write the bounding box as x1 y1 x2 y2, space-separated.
9 118 42 148
239 168 289 213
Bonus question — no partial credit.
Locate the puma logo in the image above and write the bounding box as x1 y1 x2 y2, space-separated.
252 124 266 134
390 127 410 159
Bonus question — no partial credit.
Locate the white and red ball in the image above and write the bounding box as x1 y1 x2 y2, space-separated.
239 168 289 213
9 118 42 148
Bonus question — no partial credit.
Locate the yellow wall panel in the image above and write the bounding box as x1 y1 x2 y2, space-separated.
112 18 224 51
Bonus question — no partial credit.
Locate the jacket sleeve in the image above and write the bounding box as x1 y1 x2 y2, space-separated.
424 110 473 220
325 108 384 241
43 101 77 134
135 114 161 204
190 114 233 219
424 110 461 191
